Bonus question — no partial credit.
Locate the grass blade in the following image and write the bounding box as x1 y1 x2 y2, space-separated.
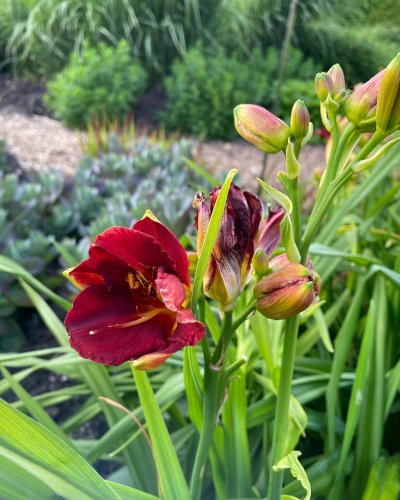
132 368 190 500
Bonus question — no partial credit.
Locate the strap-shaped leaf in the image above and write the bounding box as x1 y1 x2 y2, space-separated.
132 369 190 500
0 399 120 499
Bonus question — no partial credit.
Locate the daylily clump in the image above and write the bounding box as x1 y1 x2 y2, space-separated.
64 215 205 369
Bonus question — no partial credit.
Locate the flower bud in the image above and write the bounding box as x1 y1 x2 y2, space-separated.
234 104 290 154
376 52 400 133
254 263 320 320
327 64 346 101
252 248 270 280
290 100 310 141
315 72 333 102
345 70 384 130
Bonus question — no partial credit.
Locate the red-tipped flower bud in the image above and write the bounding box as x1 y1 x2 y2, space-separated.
376 52 400 133
254 262 320 320
290 100 310 141
315 73 333 102
345 70 384 130
327 64 346 100
234 104 290 154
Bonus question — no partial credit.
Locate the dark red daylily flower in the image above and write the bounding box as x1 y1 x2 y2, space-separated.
64 215 205 369
193 184 284 310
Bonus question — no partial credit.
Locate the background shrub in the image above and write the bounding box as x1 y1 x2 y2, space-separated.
163 46 318 140
298 21 399 84
45 41 148 129
280 79 321 128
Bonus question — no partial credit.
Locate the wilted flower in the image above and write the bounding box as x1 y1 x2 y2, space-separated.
345 70 384 129
254 262 320 320
193 185 284 310
64 215 205 369
233 104 290 154
376 52 400 133
290 100 310 141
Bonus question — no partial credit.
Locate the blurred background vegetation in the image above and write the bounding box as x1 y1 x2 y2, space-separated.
1 0 399 136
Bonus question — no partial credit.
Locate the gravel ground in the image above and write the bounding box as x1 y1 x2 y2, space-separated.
0 107 326 190
0 109 83 176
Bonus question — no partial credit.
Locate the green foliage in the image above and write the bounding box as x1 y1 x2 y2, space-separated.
163 46 318 139
299 21 399 83
0 0 268 77
45 41 147 129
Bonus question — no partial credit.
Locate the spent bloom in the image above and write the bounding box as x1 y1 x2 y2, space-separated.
254 261 320 320
233 104 290 154
193 185 284 310
64 215 205 369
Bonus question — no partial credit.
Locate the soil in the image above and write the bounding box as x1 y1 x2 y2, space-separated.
0 75 327 190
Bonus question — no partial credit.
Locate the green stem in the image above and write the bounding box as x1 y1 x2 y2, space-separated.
211 310 233 365
231 300 256 331
289 177 301 247
267 315 300 499
190 310 234 499
301 168 353 262
353 131 385 162
198 297 210 366
189 370 222 500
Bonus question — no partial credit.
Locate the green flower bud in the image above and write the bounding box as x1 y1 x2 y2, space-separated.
234 104 290 154
254 263 320 320
376 52 400 133
252 248 270 280
315 72 333 103
290 100 310 141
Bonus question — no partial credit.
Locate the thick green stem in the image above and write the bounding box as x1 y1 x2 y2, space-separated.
189 370 222 500
267 315 300 499
211 310 233 365
190 310 234 499
231 300 256 331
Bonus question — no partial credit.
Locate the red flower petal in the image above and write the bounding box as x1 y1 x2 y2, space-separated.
256 206 285 257
65 285 176 366
172 308 206 346
69 245 130 291
133 217 190 286
155 268 186 312
94 226 178 280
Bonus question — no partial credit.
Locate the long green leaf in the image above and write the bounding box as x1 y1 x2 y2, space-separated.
0 255 71 310
132 368 190 500
0 399 120 499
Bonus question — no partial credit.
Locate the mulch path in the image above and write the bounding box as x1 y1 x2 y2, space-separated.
0 75 326 190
